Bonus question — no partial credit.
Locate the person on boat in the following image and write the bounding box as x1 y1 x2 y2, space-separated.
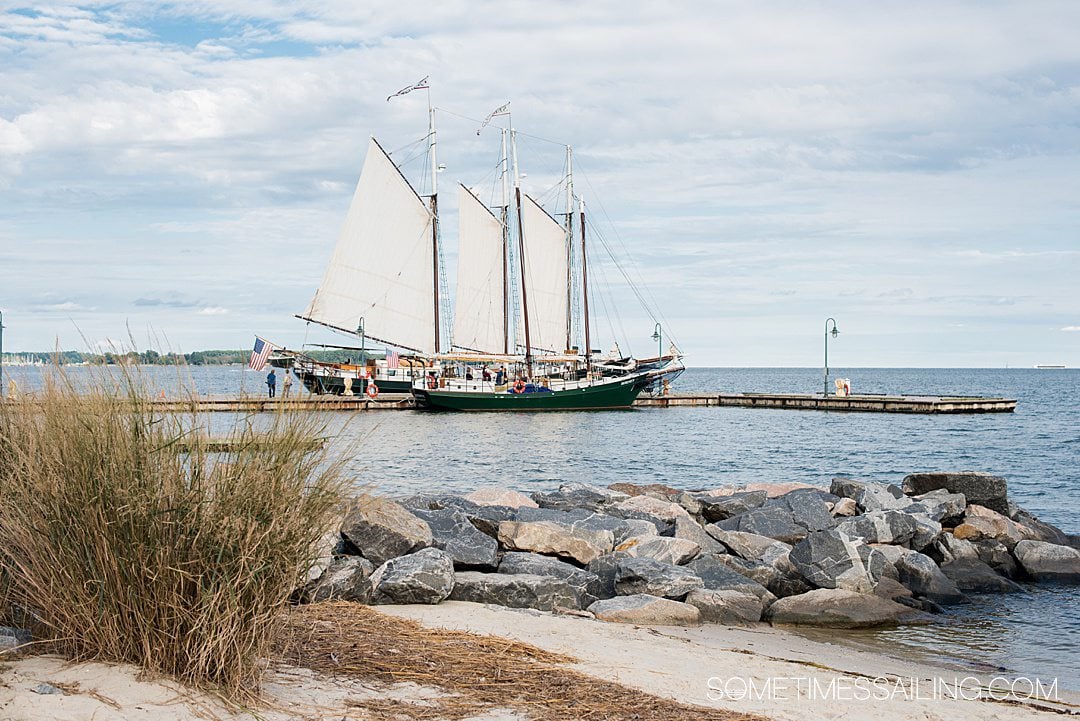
466 369 474 381
482 367 491 382
426 371 438 389
266 369 277 398
495 367 506 385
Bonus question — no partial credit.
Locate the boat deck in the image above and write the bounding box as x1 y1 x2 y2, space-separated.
55 391 1016 414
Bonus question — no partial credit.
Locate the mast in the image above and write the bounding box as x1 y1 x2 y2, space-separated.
580 196 591 367
512 128 532 375
501 128 510 355
428 102 441 354
564 145 574 354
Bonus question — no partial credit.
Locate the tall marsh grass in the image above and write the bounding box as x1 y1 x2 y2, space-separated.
0 364 348 694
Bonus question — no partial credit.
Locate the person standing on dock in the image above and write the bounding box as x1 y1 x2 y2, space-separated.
282 373 293 398
266 369 277 398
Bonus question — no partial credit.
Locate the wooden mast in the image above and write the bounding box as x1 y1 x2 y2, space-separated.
511 129 532 376
428 104 442 354
564 145 574 354
580 196 591 367
501 128 510 355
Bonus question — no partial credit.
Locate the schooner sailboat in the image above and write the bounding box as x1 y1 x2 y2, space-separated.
292 87 682 408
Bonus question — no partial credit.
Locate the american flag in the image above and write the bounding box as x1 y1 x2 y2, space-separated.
248 336 274 371
386 348 400 369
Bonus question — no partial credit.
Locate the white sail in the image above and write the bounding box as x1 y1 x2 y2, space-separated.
519 194 569 354
302 138 437 354
452 185 506 353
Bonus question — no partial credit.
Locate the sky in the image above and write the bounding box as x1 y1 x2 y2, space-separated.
1 1 1078 367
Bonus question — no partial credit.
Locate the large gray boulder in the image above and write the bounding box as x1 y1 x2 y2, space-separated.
697 490 768 522
835 510 918 546
706 528 792 562
516 506 634 544
789 530 887 593
973 539 1019 578
586 552 631 599
902 472 1008 515
905 512 943 552
605 495 693 534
766 588 932 628
1013 540 1080 581
307 556 375 603
911 489 967 523
1010 508 1072 546
498 552 602 606
685 553 777 605
588 594 700 625
341 496 434 566
672 516 726 555
451 571 582 611
886 548 965 604
370 548 455 605
830 477 913 513
714 505 807 544
766 489 836 533
464 488 538 508
940 558 1022 593
409 506 499 568
615 557 703 599
401 493 516 538
497 520 613 564
685 589 763 625
531 482 628 512
615 535 701 565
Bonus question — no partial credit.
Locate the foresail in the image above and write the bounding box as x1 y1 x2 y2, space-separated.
519 194 569 354
302 138 436 354
452 185 506 353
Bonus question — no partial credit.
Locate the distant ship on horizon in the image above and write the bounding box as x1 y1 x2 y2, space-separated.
1034 364 1067 369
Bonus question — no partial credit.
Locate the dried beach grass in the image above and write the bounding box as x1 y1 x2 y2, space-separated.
277 602 764 721
0 362 349 697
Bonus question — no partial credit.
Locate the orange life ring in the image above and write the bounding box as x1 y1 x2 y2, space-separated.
513 379 526 394
366 383 379 399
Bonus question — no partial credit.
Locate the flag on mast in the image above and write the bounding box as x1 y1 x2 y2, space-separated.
386 76 430 102
386 348 400 369
477 102 510 135
248 336 274 371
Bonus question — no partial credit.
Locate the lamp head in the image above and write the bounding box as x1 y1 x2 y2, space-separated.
651 330 660 342
831 326 839 338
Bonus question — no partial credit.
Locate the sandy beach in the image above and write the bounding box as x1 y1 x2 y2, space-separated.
3 601 1077 721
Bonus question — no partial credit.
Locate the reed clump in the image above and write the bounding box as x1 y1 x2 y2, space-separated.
0 364 348 696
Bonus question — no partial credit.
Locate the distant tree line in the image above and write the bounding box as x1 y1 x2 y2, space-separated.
0 349 373 366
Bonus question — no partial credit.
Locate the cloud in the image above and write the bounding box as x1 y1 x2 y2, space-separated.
198 306 228 315
134 295 200 308
1063 326 1080 332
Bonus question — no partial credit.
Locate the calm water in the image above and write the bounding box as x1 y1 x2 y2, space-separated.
6 364 1079 686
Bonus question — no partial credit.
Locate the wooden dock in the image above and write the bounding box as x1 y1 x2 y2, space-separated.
635 392 1017 413
119 391 1016 414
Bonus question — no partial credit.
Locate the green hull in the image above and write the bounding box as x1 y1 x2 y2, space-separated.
413 376 646 411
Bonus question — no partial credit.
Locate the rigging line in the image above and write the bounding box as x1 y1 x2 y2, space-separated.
589 243 632 357
582 207 681 351
587 217 676 350
575 163 680 346
434 106 569 148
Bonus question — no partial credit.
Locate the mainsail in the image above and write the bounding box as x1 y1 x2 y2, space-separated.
452 184 506 353
301 138 437 354
519 194 569 354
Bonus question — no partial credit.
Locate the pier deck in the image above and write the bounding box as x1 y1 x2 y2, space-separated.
113 392 1016 414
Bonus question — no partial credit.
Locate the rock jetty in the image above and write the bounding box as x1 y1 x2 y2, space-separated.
303 472 1080 630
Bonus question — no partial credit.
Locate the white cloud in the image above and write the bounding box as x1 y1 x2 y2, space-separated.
1063 326 1080 332
198 307 228 315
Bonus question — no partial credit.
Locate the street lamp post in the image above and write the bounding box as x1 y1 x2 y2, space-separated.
357 317 366 364
824 317 839 396
651 322 662 359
